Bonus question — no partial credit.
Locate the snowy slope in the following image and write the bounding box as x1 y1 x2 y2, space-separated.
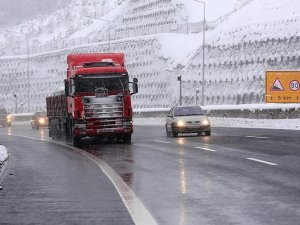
0 0 299 113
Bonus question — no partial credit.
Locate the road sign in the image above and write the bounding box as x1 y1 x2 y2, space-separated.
265 71 300 103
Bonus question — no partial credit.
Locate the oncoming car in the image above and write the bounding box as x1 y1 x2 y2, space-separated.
0 107 12 127
165 106 211 137
31 112 48 129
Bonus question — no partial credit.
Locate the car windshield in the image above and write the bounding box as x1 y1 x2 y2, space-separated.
174 107 205 116
0 108 7 114
36 112 46 117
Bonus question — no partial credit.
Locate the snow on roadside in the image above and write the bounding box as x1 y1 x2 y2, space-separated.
0 145 8 163
134 117 300 130
210 117 300 130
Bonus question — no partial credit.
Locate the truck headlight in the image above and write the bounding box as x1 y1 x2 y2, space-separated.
177 121 185 127
123 121 132 125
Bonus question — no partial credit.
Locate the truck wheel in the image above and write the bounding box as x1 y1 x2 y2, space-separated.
72 136 81 147
123 134 131 144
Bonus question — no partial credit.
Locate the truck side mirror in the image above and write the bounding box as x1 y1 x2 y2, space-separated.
64 80 69 96
131 78 138 95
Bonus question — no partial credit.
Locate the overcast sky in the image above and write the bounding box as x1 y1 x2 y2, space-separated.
0 0 72 25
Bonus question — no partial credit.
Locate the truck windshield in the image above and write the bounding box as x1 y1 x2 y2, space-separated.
74 75 129 93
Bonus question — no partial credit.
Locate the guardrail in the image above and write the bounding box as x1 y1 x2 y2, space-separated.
10 104 300 122
133 104 300 119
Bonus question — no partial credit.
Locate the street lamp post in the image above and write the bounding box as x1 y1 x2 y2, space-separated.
193 0 206 106
177 75 182 106
175 4 189 34
196 88 200 105
6 30 30 111
13 93 18 114
85 16 111 52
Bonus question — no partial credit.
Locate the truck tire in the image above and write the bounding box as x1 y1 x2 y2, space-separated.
123 134 131 144
72 136 81 147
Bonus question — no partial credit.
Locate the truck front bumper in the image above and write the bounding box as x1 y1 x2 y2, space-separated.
74 126 133 137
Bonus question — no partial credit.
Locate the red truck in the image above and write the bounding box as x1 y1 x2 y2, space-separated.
46 53 138 146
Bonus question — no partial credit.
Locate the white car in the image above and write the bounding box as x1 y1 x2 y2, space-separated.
165 106 211 137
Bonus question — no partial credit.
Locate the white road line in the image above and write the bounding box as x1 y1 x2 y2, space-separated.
247 158 278 166
154 140 171 144
195 147 216 152
4 134 158 225
246 136 269 139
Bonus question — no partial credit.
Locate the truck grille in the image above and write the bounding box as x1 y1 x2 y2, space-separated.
83 96 125 129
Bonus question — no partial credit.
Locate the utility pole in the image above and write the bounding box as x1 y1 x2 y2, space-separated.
193 0 206 106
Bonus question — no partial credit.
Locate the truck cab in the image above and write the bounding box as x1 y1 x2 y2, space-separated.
47 53 138 146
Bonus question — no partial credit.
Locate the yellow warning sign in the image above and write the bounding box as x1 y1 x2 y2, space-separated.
266 71 300 103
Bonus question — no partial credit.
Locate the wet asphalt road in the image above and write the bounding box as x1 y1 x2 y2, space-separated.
0 124 300 225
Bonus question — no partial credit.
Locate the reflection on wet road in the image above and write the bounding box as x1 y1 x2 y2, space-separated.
1 124 300 225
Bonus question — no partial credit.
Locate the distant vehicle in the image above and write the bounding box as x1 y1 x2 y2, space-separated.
165 106 211 137
31 112 48 129
0 107 11 127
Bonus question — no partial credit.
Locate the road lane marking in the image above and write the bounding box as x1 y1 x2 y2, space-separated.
246 136 269 139
247 158 278 166
2 133 159 225
154 140 171 144
195 147 216 152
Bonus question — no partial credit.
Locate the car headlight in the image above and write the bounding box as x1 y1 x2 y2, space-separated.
177 121 185 127
39 118 46 124
202 119 210 126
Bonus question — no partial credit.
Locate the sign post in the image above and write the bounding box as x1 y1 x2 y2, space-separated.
265 71 300 103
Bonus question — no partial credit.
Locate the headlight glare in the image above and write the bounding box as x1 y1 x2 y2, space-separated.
39 118 45 124
202 119 210 125
177 121 185 127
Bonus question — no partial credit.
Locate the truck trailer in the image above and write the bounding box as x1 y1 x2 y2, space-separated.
46 53 138 146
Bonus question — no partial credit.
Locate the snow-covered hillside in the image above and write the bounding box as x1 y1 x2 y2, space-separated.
0 0 299 113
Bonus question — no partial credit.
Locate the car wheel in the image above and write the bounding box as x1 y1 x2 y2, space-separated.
172 129 178 137
166 125 171 137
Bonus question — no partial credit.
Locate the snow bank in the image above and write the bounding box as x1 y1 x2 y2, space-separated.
134 117 300 130
0 145 8 163
210 117 300 130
